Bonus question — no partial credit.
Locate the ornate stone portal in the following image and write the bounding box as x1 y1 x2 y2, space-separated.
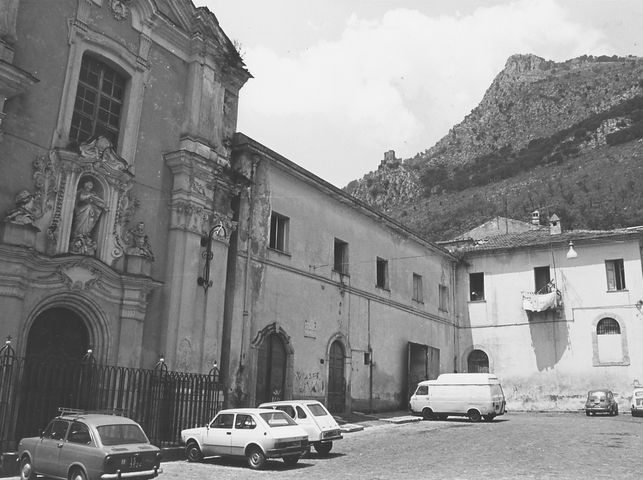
32 136 138 265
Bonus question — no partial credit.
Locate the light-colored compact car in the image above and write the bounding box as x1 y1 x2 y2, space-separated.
585 389 619 416
631 387 643 417
17 408 162 480
180 408 308 470
258 400 343 455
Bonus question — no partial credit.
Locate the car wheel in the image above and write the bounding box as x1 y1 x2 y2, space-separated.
483 414 495 422
314 441 333 455
614 405 618 416
247 446 266 470
69 468 87 480
421 408 434 420
283 455 300 466
467 409 482 422
186 442 203 463
19 457 35 480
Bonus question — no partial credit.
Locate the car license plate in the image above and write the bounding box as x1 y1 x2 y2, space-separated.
128 456 142 469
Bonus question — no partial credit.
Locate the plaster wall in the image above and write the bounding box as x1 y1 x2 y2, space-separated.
457 239 643 411
225 149 456 411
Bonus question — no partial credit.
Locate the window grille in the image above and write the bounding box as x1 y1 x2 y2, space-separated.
597 318 620 335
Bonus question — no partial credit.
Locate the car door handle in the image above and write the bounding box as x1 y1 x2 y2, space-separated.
226 432 231 435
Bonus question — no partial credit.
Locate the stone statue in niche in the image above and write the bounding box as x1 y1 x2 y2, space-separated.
125 221 155 261
3 190 36 226
69 180 106 255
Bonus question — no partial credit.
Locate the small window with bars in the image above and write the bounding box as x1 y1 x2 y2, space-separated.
596 317 621 335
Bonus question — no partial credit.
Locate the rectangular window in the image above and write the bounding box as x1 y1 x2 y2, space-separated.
605 259 626 291
412 273 423 302
469 272 485 301
376 257 389 289
439 284 449 312
333 238 349 274
70 55 126 147
534 266 551 293
269 212 289 252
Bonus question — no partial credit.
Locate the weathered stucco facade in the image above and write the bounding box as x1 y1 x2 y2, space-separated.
450 220 643 412
0 0 458 421
224 136 457 412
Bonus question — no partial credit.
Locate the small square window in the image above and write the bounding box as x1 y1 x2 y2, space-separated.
269 212 289 252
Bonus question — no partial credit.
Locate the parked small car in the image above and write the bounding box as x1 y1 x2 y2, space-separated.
585 389 619 416
17 408 162 480
258 400 343 455
631 387 643 417
180 408 308 470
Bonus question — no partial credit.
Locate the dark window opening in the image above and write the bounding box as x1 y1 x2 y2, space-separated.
534 266 551 293
605 259 626 291
597 317 621 335
376 257 389 289
469 272 485 301
269 212 289 252
334 238 349 274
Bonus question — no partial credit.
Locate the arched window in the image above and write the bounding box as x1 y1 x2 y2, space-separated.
595 317 624 364
467 349 489 373
597 317 620 335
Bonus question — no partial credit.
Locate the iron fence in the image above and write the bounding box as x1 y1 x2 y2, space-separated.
0 341 222 452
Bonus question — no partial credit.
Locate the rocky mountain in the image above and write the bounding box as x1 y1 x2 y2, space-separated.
345 54 643 241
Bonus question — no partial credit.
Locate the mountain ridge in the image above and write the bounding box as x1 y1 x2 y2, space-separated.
345 54 643 241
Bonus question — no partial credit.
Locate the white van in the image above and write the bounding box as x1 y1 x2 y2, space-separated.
409 373 506 422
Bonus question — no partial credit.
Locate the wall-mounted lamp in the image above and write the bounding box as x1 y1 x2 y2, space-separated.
566 240 578 259
197 222 227 292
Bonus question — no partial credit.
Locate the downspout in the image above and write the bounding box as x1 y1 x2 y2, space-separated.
368 298 373 413
452 259 459 373
240 160 257 368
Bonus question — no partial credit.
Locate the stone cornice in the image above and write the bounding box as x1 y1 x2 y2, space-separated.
0 58 39 98
0 243 162 299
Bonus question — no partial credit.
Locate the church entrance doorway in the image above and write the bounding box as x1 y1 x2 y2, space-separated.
255 333 287 404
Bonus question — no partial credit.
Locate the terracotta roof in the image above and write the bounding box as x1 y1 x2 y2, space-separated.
440 226 643 254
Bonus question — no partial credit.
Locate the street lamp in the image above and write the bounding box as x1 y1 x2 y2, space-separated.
197 222 227 292
566 241 578 259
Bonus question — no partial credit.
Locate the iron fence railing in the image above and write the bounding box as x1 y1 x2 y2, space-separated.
0 341 222 452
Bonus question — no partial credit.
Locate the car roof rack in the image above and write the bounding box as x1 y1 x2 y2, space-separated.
58 407 129 417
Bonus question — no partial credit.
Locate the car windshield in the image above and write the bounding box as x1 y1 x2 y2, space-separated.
635 391 643 398
588 391 606 401
96 424 149 445
306 403 331 417
259 411 298 427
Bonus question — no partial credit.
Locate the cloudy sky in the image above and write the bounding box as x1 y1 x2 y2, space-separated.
195 0 643 188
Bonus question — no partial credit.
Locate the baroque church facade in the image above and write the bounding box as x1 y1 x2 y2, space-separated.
0 0 457 419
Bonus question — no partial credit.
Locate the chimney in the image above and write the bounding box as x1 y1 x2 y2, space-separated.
531 210 540 228
549 214 561 235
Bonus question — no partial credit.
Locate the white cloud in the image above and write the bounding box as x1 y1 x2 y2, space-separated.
234 0 612 187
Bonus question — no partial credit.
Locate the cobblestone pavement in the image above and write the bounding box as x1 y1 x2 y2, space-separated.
6 412 642 479
155 411 643 480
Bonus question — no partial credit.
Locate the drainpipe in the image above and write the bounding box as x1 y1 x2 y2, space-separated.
240 160 257 367
368 299 373 413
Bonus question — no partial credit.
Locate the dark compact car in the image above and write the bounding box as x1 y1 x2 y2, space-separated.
17 409 162 480
585 389 619 416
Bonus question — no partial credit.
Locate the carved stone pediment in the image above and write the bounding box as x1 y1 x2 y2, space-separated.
60 262 102 290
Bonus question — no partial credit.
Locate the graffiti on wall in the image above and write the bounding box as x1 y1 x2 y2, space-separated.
295 371 324 395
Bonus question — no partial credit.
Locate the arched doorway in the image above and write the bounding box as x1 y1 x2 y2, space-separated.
17 307 91 439
467 349 489 373
26 307 90 361
327 341 345 413
255 333 287 404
